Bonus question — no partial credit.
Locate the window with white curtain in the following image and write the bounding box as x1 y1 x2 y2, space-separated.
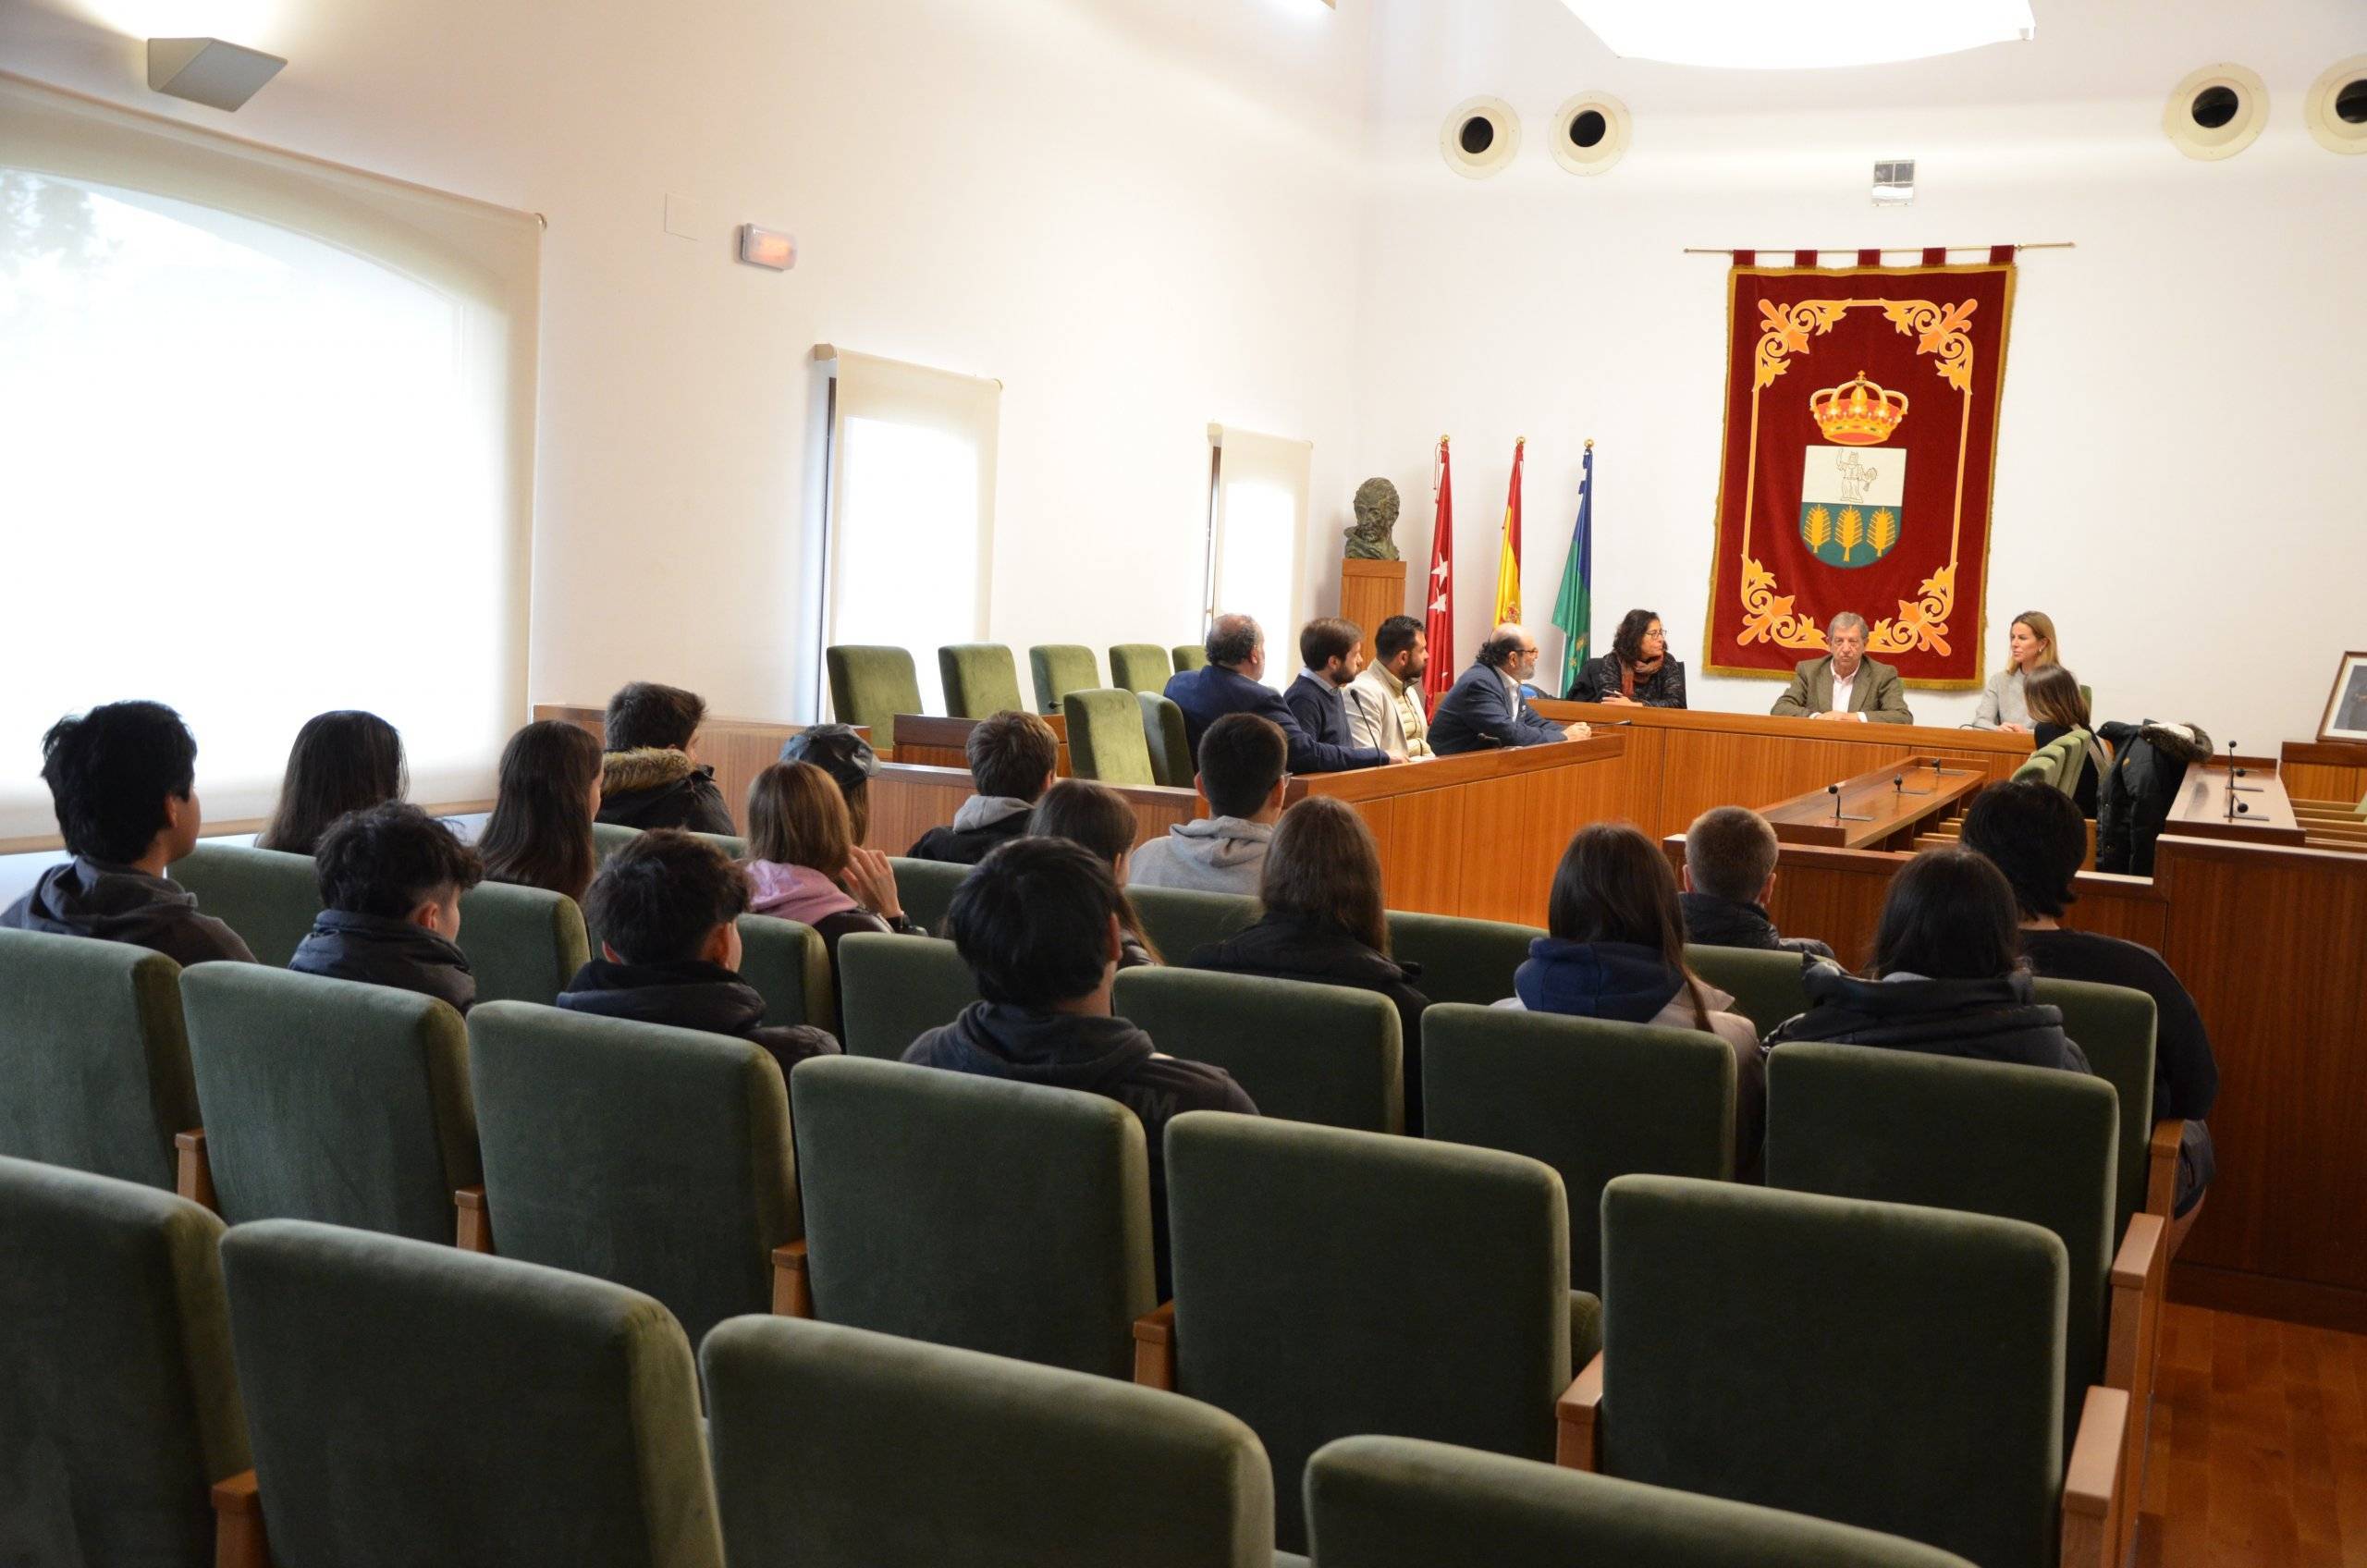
0 74 539 847
814 347 1000 717
1205 423 1312 692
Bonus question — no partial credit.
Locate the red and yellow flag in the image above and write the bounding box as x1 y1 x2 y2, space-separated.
1492 437 1525 627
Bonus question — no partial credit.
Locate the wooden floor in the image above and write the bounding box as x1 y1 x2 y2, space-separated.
2140 1304 2367 1565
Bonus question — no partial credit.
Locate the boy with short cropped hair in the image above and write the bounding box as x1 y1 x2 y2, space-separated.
1127 713 1288 896
906 710 1059 864
1677 804 1834 959
560 828 840 1072
289 802 483 1012
595 681 736 835
4 700 255 964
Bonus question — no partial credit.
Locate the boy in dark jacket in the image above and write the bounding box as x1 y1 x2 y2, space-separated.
907 710 1057 864
4 701 254 965
1678 805 1834 959
288 802 481 1013
905 836 1256 1292
560 828 839 1074
595 681 735 835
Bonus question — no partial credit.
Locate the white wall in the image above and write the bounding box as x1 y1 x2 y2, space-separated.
1351 0 2367 742
4 0 1373 721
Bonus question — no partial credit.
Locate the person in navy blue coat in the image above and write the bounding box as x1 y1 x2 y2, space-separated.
1282 618 1372 756
1429 623 1591 756
1164 615 1393 774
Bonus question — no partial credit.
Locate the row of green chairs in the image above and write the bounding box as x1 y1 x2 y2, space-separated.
2011 728 2094 799
827 641 1210 750
1 1151 1979 1568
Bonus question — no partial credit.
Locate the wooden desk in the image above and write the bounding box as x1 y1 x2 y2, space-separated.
534 705 861 836
1759 758 1985 851
2280 738 2367 803
890 714 1072 777
1529 702 2031 841
2162 765 2307 848
1291 735 1628 925
865 763 1198 856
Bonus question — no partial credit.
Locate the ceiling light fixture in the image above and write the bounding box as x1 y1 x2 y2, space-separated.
146 36 286 111
1559 1 2033 70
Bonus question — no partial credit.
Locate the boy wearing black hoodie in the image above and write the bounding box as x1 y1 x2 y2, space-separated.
559 829 839 1074
288 802 481 1013
904 836 1256 1288
4 701 254 965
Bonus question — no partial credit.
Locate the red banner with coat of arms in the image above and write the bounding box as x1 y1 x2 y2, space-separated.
1702 251 2017 688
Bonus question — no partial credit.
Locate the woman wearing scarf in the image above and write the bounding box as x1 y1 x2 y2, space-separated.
1564 608 1688 707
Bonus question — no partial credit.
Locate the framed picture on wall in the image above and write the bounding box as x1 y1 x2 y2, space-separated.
2318 651 2367 743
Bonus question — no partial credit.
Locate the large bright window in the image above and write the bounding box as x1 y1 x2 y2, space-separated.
814 347 1000 717
1205 423 1312 692
0 76 539 846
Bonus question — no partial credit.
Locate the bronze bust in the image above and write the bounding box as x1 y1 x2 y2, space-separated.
1345 477 1402 560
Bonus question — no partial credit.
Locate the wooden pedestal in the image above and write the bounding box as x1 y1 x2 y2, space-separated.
1339 557 1408 649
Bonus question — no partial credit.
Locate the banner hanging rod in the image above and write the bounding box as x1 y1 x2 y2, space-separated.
1682 242 2075 255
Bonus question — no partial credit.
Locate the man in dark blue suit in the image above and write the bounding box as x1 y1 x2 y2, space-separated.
1164 614 1392 774
1429 622 1591 756
1282 617 1371 757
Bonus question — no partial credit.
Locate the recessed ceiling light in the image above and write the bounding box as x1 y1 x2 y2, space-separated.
1560 1 2033 70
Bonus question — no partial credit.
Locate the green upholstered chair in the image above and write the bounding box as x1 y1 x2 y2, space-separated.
938 643 1026 718
178 964 479 1243
786 1056 1155 1378
215 1219 721 1568
167 841 320 967
1114 968 1402 1133
1387 912 1540 1007
1172 644 1210 672
1030 643 1102 715
1764 1043 2161 1562
1131 885 1261 962
466 1001 799 1350
592 821 642 862
1110 643 1174 694
827 644 925 754
1684 944 1814 1037
2031 979 2166 1232
835 933 979 1060
2012 734 2077 789
1065 688 1159 785
2051 729 2094 801
0 926 196 1189
886 855 970 935
454 879 590 1006
703 1314 1273 1568
1142 692 1196 787
735 913 833 1031
1143 1112 1584 1553
1576 1175 2127 1568
1304 1435 1979 1568
0 1157 249 1568
1422 1005 1735 1294
694 828 750 859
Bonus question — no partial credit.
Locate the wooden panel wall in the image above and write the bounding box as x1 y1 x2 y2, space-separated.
865 764 1199 855
2280 739 2367 804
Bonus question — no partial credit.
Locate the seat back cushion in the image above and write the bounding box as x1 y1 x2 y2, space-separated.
1683 945 1814 1038
1110 643 1174 695
1129 886 1260 963
836 934 980 1059
827 645 923 753
1030 644 1101 715
166 842 320 968
2030 977 2158 1234
735 914 831 1030
1115 968 1401 1133
1064 689 1158 786
1386 913 1541 1008
938 643 1026 718
0 926 195 1188
884 857 971 936
456 880 591 1006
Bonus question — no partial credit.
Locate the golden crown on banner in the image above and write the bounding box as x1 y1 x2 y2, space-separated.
1808 370 1910 445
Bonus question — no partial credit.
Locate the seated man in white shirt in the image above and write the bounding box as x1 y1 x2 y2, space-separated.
1768 609 1913 724
1343 614 1434 761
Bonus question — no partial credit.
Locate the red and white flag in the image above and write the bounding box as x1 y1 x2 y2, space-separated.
1423 436 1455 715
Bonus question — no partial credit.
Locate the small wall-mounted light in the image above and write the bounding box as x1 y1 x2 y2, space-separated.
147 37 286 112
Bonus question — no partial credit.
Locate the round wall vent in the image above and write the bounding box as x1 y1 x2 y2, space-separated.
1441 96 1520 179
1551 93 1631 176
2304 55 2367 154
2163 64 2267 161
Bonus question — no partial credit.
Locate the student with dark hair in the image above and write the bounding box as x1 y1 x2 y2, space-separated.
559 828 839 1073
904 836 1255 1292
4 701 254 964
1564 608 1687 708
907 711 1058 864
595 681 734 834
1501 822 1762 1166
1185 796 1432 1129
1028 778 1159 966
1128 713 1287 895
1282 618 1369 753
288 802 481 1011
255 711 408 856
476 720 605 902
1962 779 2216 1216
742 762 919 979
1678 805 1834 958
1160 612 1391 774
777 724 879 845
1767 847 2089 1073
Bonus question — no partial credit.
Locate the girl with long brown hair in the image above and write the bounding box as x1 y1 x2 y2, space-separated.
476 720 604 901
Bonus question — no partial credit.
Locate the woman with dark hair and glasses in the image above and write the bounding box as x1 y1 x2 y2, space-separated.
1767 847 2089 1073
1564 607 1686 707
255 710 407 855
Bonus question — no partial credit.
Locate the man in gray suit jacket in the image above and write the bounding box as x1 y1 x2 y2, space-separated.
1769 611 1913 724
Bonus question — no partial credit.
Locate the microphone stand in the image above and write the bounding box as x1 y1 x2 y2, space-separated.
1829 782 1871 825
2226 740 2264 794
